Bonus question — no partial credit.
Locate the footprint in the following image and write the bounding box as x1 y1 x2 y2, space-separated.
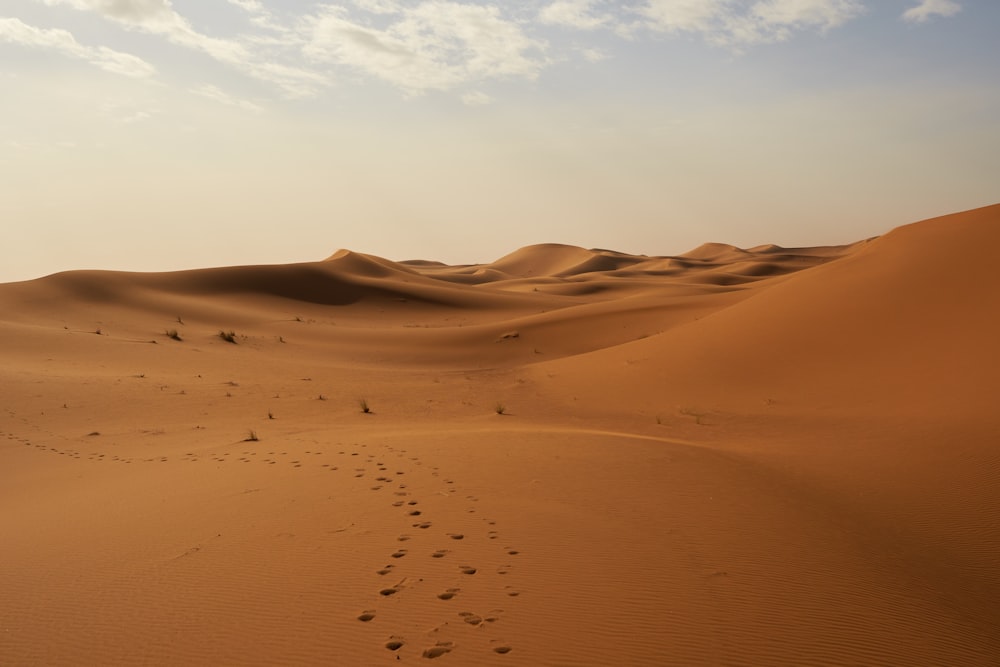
392 501 405 507
422 642 454 659
459 565 477 575
507 549 519 555
458 612 482 626
385 637 405 651
379 587 399 597
491 643 513 655
497 565 511 575
377 566 394 576
431 549 449 559
357 610 376 622
437 588 460 600
397 534 411 542
447 533 464 540
408 510 422 516
413 522 432 529
391 549 408 559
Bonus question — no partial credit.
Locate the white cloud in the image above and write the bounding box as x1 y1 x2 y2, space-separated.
38 0 326 97
636 0 865 45
227 0 265 12
39 0 184 32
351 0 404 14
0 17 155 78
539 0 612 30
580 47 609 62
461 90 492 106
304 3 546 94
190 84 264 113
902 0 961 23
637 0 730 34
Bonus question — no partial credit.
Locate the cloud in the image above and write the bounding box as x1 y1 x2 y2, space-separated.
351 0 403 14
636 0 866 45
190 84 264 113
0 16 155 78
461 90 492 106
38 0 326 97
304 2 547 94
902 0 961 23
539 1 612 30
226 0 265 12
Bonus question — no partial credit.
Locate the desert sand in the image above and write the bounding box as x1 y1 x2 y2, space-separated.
2 203 999 665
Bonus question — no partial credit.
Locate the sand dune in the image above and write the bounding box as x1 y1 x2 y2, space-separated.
2 204 999 665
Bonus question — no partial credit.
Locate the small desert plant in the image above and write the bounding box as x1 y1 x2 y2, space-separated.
245 430 259 442
359 398 371 414
166 329 182 341
219 330 237 344
494 402 506 415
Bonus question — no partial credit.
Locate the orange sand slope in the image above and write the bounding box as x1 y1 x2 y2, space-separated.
2 203 999 665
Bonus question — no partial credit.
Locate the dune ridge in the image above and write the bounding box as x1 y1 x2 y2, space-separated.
2 203 999 665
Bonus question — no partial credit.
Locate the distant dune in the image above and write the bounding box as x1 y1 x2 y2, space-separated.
2 204 999 665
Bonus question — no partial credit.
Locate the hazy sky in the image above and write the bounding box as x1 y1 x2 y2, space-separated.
2 0 998 281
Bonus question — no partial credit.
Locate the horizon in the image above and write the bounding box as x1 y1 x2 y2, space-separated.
3 0 999 283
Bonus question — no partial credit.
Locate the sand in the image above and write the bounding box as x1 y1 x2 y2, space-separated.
2 203 999 665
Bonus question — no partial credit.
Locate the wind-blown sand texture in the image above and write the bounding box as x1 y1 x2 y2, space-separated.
2 204 999 665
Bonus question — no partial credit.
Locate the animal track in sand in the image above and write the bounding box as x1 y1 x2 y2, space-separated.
390 549 408 559
459 565 477 575
422 641 454 659
431 549 449 559
385 637 405 651
392 501 405 507
413 521 432 529
437 588 460 600
447 533 464 540
357 610 376 622
397 534 411 542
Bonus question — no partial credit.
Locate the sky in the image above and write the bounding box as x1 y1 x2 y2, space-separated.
1 0 998 282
